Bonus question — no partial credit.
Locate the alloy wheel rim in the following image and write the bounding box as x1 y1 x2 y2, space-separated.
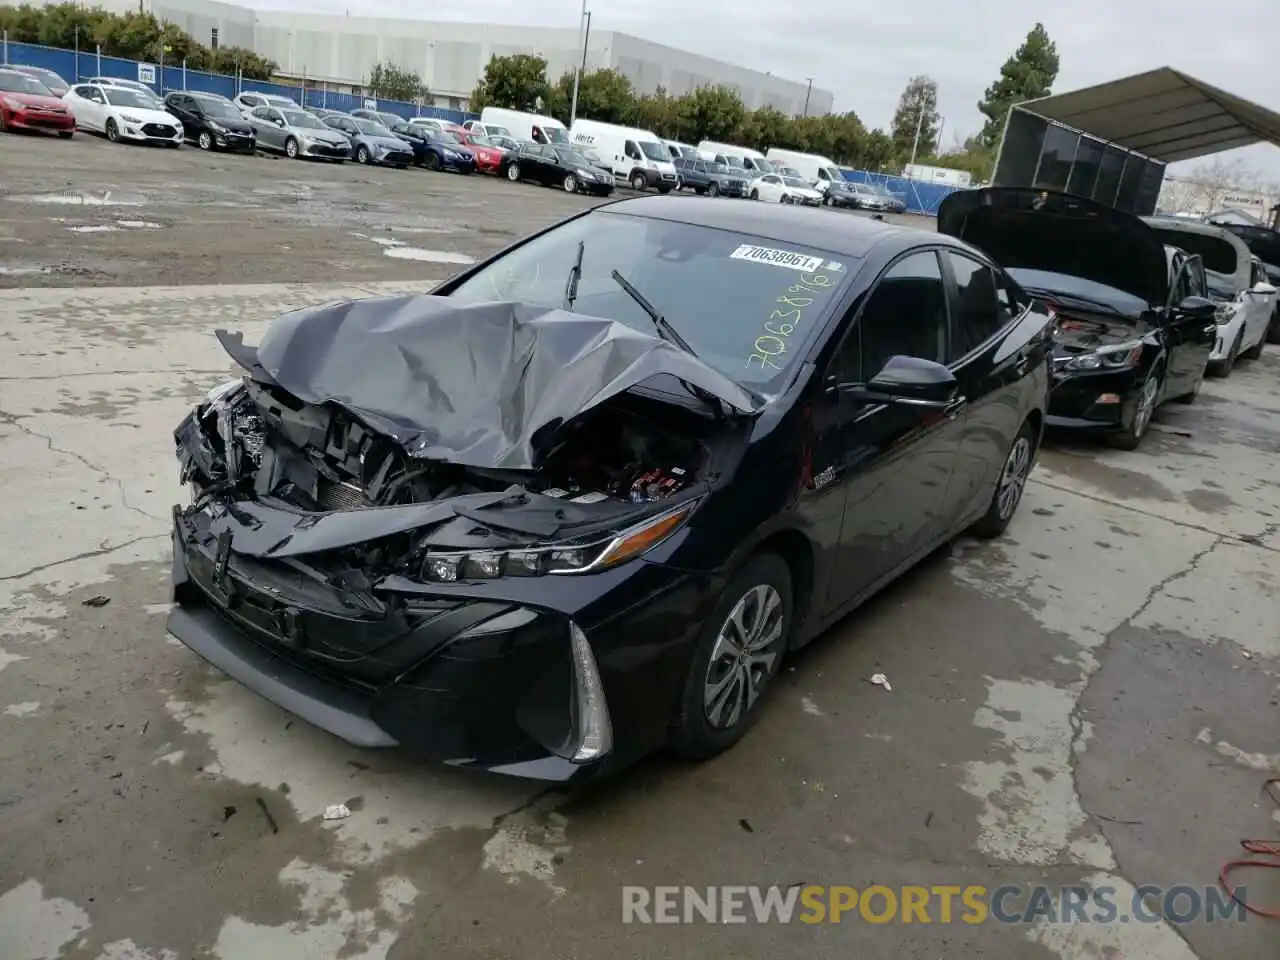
199 132 211 149
507 165 519 180
703 584 783 730
1134 376 1159 438
564 175 576 192
287 140 297 157
997 436 1032 520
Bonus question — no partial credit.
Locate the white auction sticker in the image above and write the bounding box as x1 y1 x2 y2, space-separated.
729 244 825 273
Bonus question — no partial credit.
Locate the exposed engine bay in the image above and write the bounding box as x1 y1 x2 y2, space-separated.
181 378 707 515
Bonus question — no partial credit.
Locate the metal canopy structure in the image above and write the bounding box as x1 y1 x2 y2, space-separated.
991 68 1280 217
1019 67 1280 163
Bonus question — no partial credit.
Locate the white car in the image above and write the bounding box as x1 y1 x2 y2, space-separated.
64 82 182 146
233 91 300 118
85 76 163 103
748 174 824 206
1207 255 1276 376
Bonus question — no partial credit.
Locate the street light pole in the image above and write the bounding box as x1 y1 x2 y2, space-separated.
568 0 588 125
909 104 924 164
802 77 812 117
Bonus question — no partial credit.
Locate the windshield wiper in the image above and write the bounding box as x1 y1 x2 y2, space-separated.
610 269 697 357
563 240 585 310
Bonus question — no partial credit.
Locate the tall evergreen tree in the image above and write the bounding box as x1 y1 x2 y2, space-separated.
890 75 940 162
976 23 1060 149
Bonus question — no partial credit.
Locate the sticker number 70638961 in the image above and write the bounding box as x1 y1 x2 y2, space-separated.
729 244 827 273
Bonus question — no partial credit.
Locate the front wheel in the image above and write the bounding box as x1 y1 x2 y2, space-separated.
630 172 647 191
1109 370 1162 451
506 162 520 181
105 118 120 143
970 421 1036 538
355 145 370 164
1206 331 1241 378
197 130 213 150
427 152 443 171
562 173 578 193
749 188 759 201
285 136 299 159
669 553 792 759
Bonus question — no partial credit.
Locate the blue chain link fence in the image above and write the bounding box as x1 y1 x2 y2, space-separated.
838 169 958 216
0 38 479 125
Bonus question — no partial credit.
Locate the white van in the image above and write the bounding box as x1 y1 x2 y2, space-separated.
463 119 513 139
663 139 699 161
698 141 776 175
480 107 568 146
569 119 678 192
766 148 846 194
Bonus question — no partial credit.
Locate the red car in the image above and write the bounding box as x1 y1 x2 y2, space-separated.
457 132 507 174
0 69 75 137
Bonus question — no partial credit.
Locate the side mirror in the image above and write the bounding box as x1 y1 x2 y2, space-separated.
273 118 285 127
1175 295 1216 321
1252 281 1276 295
834 356 958 407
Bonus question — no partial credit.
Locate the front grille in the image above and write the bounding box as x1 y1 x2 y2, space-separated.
317 479 372 511
660 172 677 181
142 123 176 137
27 116 68 128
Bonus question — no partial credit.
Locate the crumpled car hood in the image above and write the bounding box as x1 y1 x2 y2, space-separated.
217 295 760 471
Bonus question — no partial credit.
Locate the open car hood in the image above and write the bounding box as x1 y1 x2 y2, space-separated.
937 187 1169 307
217 295 760 471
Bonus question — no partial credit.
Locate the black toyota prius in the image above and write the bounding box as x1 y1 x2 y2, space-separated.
938 187 1218 450
167 196 1052 782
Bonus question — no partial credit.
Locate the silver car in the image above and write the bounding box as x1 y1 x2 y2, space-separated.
249 105 352 161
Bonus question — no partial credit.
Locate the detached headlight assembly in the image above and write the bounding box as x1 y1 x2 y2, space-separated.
419 500 698 582
1064 342 1143 371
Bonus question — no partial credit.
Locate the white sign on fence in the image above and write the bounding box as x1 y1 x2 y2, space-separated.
363 99 377 110
137 63 156 84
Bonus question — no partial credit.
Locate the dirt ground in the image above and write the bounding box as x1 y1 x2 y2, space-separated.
1 130 1277 960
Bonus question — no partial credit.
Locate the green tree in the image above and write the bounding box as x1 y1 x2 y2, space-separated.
209 46 276 81
631 86 680 138
976 22 1060 149
468 53 550 113
891 75 940 162
680 85 745 142
368 61 428 102
546 68 634 124
736 105 791 152
859 129 898 172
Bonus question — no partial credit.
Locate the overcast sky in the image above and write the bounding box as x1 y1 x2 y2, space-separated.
249 0 1280 181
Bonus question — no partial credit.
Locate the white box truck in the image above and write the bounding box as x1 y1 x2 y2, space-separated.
902 163 972 188
480 107 568 146
569 119 678 192
765 148 846 194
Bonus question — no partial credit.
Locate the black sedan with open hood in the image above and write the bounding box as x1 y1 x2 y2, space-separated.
938 187 1217 450
168 197 1051 782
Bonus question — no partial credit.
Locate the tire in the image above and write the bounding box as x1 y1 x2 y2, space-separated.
707 182 719 197
1267 305 1280 344
630 171 647 191
105 118 120 143
284 136 299 159
1206 331 1242 378
970 420 1036 538
1108 368 1162 451
562 173 577 193
356 145 370 164
749 188 759 200
669 553 793 759
694 187 706 196
58 130 74 140
506 162 520 181
427 152 443 171
197 130 213 150
823 195 833 207
1240 334 1264 361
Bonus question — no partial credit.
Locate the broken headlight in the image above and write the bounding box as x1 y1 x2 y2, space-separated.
419 500 698 582
1063 342 1143 371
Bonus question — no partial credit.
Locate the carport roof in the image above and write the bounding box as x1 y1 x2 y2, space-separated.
1017 68 1280 163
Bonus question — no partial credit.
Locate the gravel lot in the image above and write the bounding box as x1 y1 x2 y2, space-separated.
1 131 1277 960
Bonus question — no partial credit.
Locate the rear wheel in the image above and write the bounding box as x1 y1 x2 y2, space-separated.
1267 304 1280 344
562 173 577 193
670 553 792 759
971 421 1036 538
356 145 370 164
105 118 120 143
1109 369 1162 451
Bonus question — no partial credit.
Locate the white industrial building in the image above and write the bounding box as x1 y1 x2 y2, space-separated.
34 0 834 114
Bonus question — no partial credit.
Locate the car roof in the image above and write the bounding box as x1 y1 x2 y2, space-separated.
601 195 928 259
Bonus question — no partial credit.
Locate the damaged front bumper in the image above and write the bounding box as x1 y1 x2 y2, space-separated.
167 490 718 782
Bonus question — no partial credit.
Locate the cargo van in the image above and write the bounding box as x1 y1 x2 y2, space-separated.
569 119 679 192
663 139 699 161
479 107 568 146
697 141 777 175
765 148 846 193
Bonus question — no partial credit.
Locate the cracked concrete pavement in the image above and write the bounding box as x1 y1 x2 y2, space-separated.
1 137 1278 959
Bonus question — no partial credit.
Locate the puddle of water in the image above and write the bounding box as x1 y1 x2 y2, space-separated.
370 237 405 248
382 247 475 264
67 225 121 234
7 191 145 207
116 220 163 229
0 265 50 276
385 225 452 235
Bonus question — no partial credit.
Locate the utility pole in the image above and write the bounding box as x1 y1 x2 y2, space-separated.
568 0 588 126
909 103 924 164
802 77 812 117
579 11 591 81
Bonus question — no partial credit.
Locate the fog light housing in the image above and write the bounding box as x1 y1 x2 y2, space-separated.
1096 393 1121 404
568 621 612 763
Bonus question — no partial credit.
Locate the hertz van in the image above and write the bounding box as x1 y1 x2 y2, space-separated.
569 119 679 192
480 107 568 145
765 148 846 193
